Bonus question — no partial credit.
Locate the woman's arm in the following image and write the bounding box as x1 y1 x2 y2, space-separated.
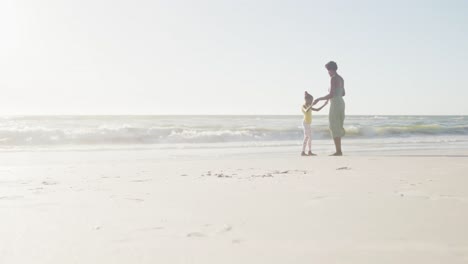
313 77 337 104
312 100 329 111
342 78 345 97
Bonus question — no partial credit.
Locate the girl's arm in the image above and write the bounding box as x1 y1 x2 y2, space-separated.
311 100 329 111
302 104 312 113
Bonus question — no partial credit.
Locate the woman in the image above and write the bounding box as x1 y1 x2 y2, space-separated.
314 61 346 156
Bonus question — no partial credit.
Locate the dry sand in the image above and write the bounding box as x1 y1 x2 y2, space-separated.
1 150 467 263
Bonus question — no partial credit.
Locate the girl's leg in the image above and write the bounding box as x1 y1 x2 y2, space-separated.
307 128 315 155
302 136 309 153
302 123 311 154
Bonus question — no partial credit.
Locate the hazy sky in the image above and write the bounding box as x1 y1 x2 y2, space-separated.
1 0 467 115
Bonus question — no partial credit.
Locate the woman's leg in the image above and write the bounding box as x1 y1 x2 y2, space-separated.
332 137 342 156
330 103 345 156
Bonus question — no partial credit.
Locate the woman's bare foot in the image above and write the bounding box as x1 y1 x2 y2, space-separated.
330 152 343 156
308 151 317 156
301 151 307 156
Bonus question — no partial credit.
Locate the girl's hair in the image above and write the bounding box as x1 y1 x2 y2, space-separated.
325 61 338 71
304 91 313 101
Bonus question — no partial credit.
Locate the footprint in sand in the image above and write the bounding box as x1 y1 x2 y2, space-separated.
149 226 164 230
218 225 233 234
305 195 330 206
311 195 327 200
201 171 234 178
201 169 307 180
397 190 429 199
307 195 327 202
187 224 234 238
336 167 351 170
42 181 58 185
251 174 273 178
278 169 307 175
186 232 205 238
131 179 151 183
126 198 145 202
216 173 232 178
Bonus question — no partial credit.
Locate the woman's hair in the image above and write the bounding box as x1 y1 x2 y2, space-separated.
325 61 338 71
304 91 313 101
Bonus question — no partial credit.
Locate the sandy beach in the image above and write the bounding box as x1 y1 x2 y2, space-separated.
3 0 468 262
2 0 468 260
1 149 467 263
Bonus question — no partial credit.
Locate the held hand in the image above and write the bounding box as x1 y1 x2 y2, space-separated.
313 99 320 105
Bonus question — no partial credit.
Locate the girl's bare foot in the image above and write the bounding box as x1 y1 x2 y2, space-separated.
308 151 317 156
330 152 343 156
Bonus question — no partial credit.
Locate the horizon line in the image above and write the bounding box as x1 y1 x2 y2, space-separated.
1 114 467 117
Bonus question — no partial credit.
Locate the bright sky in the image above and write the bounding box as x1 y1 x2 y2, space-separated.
1 0 467 115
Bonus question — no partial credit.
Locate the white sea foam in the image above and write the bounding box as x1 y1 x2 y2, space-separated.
0 115 466 149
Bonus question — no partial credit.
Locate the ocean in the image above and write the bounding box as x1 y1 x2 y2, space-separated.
1 115 467 154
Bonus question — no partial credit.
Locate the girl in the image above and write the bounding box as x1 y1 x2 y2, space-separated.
302 91 328 156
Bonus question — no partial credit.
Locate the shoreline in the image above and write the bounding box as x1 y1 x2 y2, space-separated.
1 143 467 160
